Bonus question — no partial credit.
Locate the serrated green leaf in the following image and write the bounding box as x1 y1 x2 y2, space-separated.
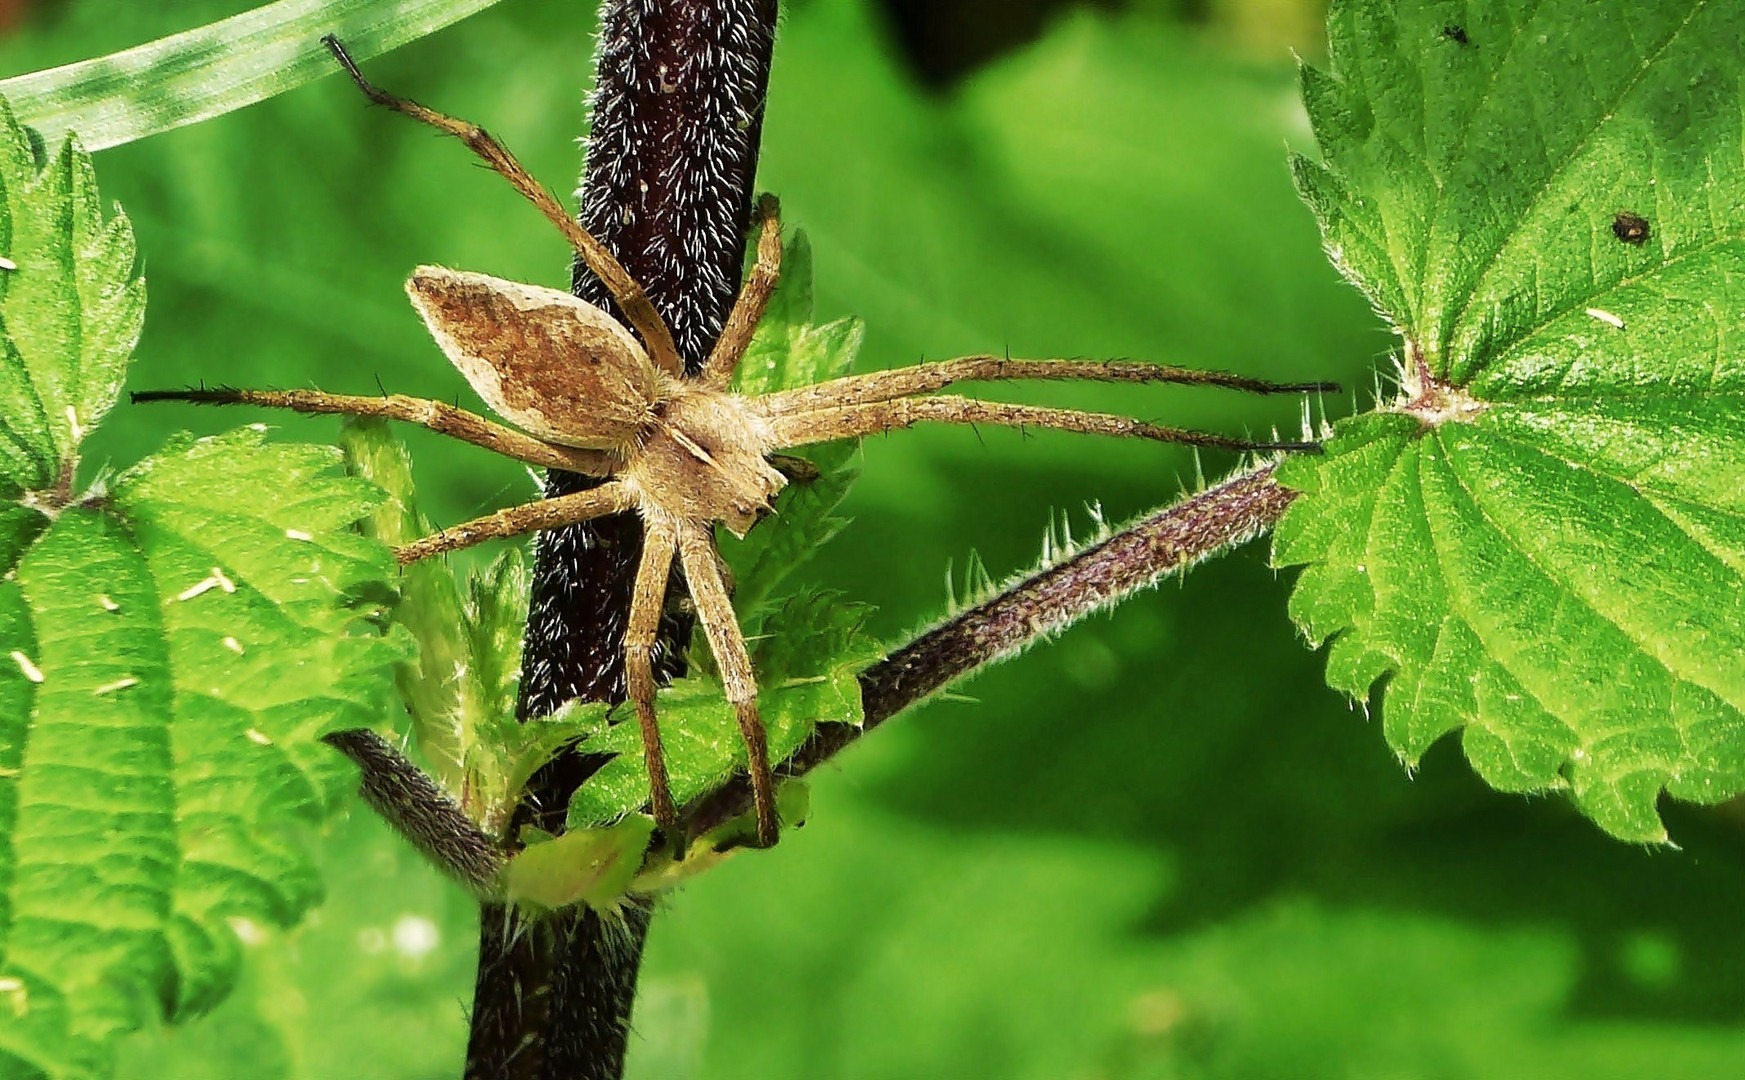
1278 0 1745 841
563 592 876 836
0 105 401 1075
0 431 403 1076
562 661 864 832
1 0 507 153
0 98 141 498
339 418 467 784
340 418 550 839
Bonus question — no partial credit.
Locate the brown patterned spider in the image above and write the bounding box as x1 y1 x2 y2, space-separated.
138 38 1332 849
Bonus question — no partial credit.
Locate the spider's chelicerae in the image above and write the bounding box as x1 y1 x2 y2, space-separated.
140 39 1332 849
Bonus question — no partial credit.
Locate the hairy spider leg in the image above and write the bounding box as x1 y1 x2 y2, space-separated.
758 356 1341 416
396 481 636 564
699 194 785 389
766 395 1320 453
131 388 613 475
626 515 683 834
677 521 781 847
322 35 685 379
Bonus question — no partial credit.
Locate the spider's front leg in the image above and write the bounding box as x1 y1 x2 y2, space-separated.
699 194 784 388
626 514 683 836
321 35 684 378
759 356 1339 415
677 521 781 848
766 395 1320 453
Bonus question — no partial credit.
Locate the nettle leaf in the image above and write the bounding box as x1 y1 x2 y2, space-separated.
1277 0 1745 841
0 108 400 1078
0 99 142 497
563 591 875 831
341 418 575 843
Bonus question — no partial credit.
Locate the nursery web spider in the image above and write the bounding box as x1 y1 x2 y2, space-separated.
138 37 1333 849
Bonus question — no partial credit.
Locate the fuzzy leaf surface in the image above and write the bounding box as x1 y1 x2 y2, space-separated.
0 105 400 1079
1277 0 1745 841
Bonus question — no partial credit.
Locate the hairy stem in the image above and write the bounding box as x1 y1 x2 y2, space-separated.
464 3 778 1078
323 729 505 895
685 462 1298 837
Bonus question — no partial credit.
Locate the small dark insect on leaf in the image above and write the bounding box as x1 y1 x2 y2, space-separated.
1613 211 1651 245
1440 24 1470 45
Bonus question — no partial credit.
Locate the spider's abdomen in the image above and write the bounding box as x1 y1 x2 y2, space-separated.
406 266 660 451
624 386 785 537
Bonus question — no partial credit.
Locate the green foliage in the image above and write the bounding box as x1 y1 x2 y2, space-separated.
559 634 870 830
1276 0 1745 841
505 816 652 911
0 100 141 490
32 0 1739 1076
0 104 400 1077
340 418 556 840
1 0 509 152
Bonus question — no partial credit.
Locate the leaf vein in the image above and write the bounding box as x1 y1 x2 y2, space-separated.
1448 0 1710 361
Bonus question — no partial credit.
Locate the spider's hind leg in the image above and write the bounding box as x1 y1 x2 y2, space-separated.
320 35 684 378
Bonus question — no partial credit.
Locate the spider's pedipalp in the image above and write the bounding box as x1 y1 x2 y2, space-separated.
322 35 685 378
395 481 636 564
131 387 613 475
767 395 1321 453
627 514 682 834
677 521 779 847
755 356 1340 417
700 194 785 389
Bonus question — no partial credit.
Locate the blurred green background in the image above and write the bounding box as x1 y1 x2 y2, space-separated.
7 0 1745 1076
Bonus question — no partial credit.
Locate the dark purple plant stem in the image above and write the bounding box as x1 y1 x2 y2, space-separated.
463 3 778 1079
684 463 1298 838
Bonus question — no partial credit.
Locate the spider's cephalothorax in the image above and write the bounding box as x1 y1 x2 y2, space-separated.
138 38 1335 849
619 383 787 536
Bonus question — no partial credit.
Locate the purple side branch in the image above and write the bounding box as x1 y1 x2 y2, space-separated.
321 728 505 894
685 462 1298 837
